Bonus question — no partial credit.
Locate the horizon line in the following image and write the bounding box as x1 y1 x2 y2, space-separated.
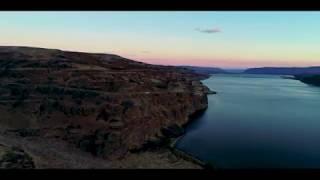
1 45 319 70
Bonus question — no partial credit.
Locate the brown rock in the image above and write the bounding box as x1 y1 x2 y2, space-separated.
0 46 210 159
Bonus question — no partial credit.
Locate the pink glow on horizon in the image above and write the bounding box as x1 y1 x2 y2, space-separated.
129 55 320 69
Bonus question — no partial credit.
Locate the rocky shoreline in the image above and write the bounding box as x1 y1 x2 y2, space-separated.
127 78 215 169
0 46 213 168
168 98 214 169
169 136 207 167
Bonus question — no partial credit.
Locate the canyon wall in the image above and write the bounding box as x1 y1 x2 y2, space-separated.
0 46 211 160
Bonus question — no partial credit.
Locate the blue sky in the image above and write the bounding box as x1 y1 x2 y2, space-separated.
0 11 319 68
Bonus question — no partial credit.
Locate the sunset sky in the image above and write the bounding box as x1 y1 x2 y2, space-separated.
0 11 319 68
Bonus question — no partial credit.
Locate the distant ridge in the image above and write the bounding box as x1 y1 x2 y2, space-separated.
244 66 320 75
179 66 227 75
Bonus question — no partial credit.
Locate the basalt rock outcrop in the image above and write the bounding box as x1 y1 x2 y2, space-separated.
0 46 211 161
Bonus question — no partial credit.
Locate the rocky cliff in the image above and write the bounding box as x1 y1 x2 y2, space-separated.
0 46 211 168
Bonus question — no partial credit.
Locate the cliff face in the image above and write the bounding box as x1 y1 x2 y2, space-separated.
0 46 210 161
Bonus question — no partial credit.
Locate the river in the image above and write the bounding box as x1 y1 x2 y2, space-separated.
176 74 320 168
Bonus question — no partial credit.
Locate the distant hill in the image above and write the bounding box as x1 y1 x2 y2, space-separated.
179 66 227 75
223 69 245 73
244 67 320 75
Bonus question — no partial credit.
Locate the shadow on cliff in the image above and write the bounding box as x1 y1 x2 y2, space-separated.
182 107 208 130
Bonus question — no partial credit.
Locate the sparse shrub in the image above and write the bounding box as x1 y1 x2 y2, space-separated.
95 100 102 105
35 86 50 94
35 85 65 96
9 84 22 96
107 82 121 92
16 78 30 84
48 76 54 82
75 99 82 105
8 84 30 108
52 100 60 109
121 100 135 113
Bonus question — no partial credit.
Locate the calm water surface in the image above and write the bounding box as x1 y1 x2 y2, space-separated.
176 74 320 168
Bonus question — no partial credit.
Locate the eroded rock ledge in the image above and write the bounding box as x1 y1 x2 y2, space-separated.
0 46 212 168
